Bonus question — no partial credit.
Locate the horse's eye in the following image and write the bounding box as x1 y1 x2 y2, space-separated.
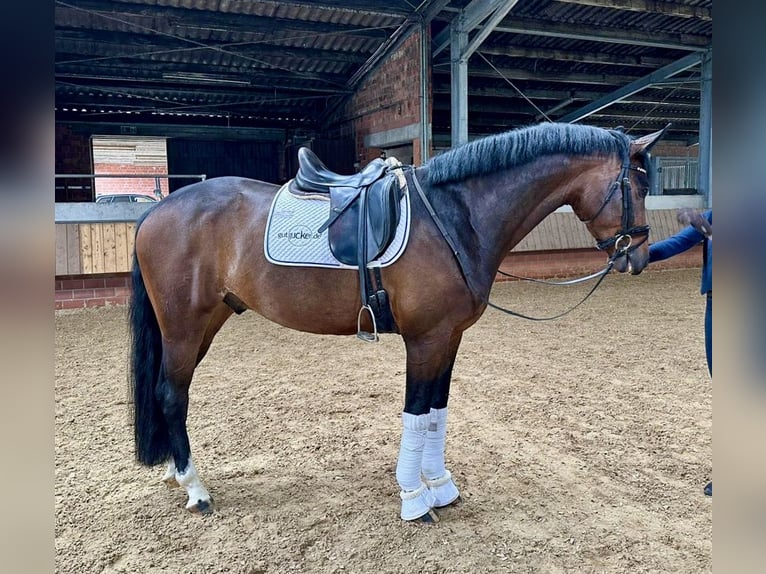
631 166 649 198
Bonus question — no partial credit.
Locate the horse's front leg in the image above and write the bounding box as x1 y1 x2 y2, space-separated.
397 332 463 521
422 405 461 508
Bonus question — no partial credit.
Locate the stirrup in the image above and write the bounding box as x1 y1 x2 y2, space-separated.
356 305 379 342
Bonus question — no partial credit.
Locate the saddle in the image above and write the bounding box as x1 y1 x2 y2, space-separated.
292 147 390 195
288 147 404 341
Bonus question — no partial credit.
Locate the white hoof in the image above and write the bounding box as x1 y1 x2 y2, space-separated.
400 482 437 521
424 470 460 508
176 459 213 514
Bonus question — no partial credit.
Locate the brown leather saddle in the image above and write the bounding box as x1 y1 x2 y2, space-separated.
288 147 404 340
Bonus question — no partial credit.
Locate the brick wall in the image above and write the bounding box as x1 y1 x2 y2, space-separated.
55 274 131 310
94 162 169 197
93 136 170 197
336 34 426 166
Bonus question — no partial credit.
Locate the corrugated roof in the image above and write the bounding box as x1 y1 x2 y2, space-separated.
56 0 712 144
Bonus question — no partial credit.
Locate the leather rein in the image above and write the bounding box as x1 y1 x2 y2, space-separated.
399 132 649 322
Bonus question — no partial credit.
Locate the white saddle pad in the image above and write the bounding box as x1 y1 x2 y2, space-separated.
264 180 411 269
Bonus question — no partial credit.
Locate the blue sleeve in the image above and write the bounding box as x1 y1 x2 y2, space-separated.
649 209 710 263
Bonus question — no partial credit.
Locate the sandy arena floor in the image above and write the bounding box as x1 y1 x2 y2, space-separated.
55 268 711 573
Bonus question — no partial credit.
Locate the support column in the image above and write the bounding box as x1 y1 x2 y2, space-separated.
420 20 430 163
698 48 712 207
450 13 468 148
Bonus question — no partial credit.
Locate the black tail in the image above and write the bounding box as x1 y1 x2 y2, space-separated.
128 247 170 466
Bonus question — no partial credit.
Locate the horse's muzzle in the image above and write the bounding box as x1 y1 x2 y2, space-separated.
612 248 648 275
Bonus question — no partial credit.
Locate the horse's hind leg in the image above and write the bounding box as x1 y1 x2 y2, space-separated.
159 305 233 510
161 459 179 488
396 331 463 521
155 345 214 513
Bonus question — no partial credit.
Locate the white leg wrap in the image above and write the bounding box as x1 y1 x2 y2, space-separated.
396 412 434 520
175 458 212 511
399 483 436 521
422 407 448 480
424 470 460 508
421 407 460 508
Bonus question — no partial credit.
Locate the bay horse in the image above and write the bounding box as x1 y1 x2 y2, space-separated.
129 122 666 521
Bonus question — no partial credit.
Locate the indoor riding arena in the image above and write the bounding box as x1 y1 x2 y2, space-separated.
55 2 712 573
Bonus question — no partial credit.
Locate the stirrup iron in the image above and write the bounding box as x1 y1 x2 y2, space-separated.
356 305 379 342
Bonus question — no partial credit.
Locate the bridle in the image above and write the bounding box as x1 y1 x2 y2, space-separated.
401 133 652 321
488 144 650 320
581 131 650 259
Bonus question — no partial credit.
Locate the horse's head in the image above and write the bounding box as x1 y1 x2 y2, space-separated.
575 125 669 275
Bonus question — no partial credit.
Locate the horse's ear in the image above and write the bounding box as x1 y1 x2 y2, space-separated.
631 123 671 154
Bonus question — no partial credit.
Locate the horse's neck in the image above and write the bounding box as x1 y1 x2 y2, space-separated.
472 158 575 263
420 158 581 298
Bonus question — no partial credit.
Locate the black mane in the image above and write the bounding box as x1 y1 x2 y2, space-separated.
426 123 626 185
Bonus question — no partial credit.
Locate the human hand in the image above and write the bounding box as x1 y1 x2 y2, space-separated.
677 208 712 240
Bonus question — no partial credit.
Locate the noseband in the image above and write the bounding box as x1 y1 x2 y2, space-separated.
582 132 650 259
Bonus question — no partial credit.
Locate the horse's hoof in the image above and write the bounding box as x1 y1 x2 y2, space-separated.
418 509 440 523
187 498 214 515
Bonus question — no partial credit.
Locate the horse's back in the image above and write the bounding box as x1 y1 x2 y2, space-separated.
134 176 277 295
158 176 277 212
139 176 276 232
